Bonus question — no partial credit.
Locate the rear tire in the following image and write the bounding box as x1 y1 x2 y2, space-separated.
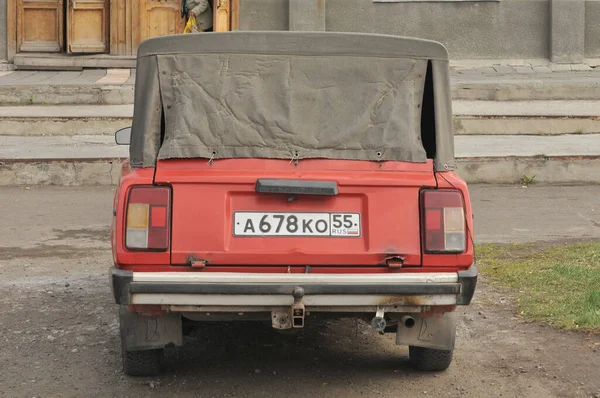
122 348 164 376
409 346 453 371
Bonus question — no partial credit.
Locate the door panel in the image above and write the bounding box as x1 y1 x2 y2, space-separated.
133 0 183 51
214 0 239 32
67 0 109 53
109 0 132 55
17 0 63 52
214 0 230 32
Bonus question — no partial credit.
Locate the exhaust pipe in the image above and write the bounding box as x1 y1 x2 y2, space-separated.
401 315 416 328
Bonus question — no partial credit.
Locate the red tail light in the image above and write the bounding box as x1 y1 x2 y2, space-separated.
421 189 466 253
125 186 171 251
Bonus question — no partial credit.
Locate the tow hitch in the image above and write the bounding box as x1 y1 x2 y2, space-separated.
291 287 305 328
271 287 306 330
371 307 386 334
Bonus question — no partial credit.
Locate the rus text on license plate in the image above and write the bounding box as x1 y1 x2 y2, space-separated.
233 212 361 237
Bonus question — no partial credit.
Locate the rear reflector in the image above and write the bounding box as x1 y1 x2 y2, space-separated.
151 206 167 228
127 203 149 229
421 190 466 253
125 187 171 251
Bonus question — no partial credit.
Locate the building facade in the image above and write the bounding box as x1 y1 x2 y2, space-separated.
239 0 600 64
1 0 598 69
0 0 238 69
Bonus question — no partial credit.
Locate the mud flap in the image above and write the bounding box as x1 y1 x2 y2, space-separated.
119 307 183 351
395 312 456 351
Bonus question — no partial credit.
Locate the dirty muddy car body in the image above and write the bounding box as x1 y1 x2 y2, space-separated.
110 31 477 376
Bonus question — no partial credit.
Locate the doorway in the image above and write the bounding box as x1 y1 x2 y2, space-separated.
16 0 109 54
11 0 240 64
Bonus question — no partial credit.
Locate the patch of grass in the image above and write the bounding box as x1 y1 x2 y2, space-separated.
519 175 536 185
478 242 600 332
573 128 585 134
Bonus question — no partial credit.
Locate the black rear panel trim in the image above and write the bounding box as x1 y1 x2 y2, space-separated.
255 179 338 196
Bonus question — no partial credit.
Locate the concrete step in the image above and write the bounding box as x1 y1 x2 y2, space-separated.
1 70 599 105
0 84 135 106
0 105 132 136
2 101 598 137
1 134 598 186
455 134 600 184
13 53 136 70
0 135 126 186
0 135 128 159
451 71 600 101
453 100 600 135
455 134 600 158
3 82 599 105
0 70 134 106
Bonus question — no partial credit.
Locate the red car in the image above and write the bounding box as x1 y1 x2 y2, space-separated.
111 31 477 376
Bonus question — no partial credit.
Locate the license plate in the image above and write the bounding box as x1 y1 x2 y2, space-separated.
233 212 361 237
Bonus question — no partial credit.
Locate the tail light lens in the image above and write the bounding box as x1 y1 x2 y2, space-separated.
421 189 466 253
125 187 171 251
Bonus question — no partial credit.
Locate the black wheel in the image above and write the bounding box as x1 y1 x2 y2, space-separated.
122 348 164 376
409 346 453 371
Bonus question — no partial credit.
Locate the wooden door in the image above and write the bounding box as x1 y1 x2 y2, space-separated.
67 0 110 53
214 0 239 32
213 0 229 32
133 0 183 51
17 0 63 52
109 0 132 56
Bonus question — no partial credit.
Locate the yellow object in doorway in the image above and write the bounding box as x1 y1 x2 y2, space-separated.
183 15 198 34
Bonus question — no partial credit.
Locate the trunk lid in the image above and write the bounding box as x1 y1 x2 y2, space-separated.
155 158 435 267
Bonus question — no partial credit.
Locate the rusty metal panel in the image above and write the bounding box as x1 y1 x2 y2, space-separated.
395 312 457 350
119 306 183 351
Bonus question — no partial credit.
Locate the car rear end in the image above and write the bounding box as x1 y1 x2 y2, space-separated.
110 32 477 376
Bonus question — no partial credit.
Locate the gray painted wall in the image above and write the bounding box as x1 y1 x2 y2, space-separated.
240 0 289 31
0 0 7 62
215 0 599 61
326 0 550 59
550 0 584 63
585 0 600 57
239 0 558 60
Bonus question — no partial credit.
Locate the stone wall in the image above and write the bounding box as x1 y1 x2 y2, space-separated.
239 0 290 31
239 0 599 62
585 0 600 58
0 0 7 62
326 0 550 60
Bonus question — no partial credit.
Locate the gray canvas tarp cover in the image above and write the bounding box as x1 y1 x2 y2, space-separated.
156 53 428 163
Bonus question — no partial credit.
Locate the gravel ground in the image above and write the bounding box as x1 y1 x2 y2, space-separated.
0 185 598 398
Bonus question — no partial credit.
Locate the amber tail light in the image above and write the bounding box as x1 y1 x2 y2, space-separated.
125 187 171 251
421 189 466 253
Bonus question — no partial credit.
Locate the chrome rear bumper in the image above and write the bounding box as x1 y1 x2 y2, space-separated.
111 266 477 311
